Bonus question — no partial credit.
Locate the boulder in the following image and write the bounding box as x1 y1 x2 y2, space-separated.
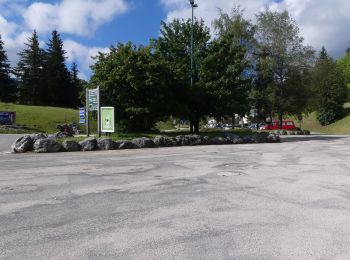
62 140 81 152
34 138 63 153
79 137 97 151
201 136 211 145
153 136 176 147
52 131 73 139
30 133 47 142
208 137 228 145
132 137 155 148
11 135 33 153
115 140 138 150
175 135 202 146
302 130 310 135
295 130 303 135
286 130 295 135
97 138 115 150
225 133 244 144
266 133 281 143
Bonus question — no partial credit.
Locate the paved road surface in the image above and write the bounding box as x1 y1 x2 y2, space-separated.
1 135 350 259
0 134 22 153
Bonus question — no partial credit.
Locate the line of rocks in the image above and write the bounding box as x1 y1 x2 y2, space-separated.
272 130 311 135
11 132 280 153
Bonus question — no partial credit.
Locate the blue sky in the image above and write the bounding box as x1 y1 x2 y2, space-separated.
0 0 349 79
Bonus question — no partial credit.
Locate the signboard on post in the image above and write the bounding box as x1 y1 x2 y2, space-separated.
79 107 85 124
86 87 101 137
87 89 99 111
100 107 115 133
0 111 16 125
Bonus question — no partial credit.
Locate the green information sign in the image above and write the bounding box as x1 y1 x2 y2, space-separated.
100 107 115 133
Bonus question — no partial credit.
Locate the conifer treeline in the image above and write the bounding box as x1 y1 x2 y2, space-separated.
0 30 83 107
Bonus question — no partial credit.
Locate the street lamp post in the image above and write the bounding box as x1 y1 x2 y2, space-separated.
189 0 198 89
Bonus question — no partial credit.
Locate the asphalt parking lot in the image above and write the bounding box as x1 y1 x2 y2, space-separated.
1 135 350 259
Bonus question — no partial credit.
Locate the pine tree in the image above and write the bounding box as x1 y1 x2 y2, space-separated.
69 62 80 107
312 47 348 125
0 33 15 102
44 30 71 107
16 30 45 104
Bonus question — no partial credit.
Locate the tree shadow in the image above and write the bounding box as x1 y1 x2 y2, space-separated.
281 135 349 142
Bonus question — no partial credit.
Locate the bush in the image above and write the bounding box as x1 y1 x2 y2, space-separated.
317 105 343 126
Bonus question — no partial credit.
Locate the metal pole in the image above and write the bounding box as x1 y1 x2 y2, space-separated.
86 88 89 137
97 86 101 137
190 5 194 88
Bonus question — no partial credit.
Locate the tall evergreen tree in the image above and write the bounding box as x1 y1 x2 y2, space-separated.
69 62 81 107
0 33 15 102
44 30 71 107
312 47 348 125
15 30 45 104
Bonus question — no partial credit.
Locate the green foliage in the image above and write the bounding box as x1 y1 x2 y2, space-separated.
312 47 348 125
199 30 251 118
44 30 73 107
91 42 175 132
254 9 315 126
156 18 211 132
0 34 16 102
70 62 84 106
15 30 46 105
336 50 350 99
14 30 80 108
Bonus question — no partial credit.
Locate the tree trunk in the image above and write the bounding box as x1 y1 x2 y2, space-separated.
190 120 194 133
278 113 283 129
194 118 200 133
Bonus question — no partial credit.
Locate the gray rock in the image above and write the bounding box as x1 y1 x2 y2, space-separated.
34 138 63 153
52 132 73 139
243 136 256 143
302 130 310 135
175 135 202 146
11 135 33 153
201 136 211 145
62 140 81 152
295 130 303 135
286 130 295 135
208 137 228 145
153 136 176 147
115 140 138 150
79 137 97 151
132 137 155 148
225 133 244 144
97 138 115 150
30 133 47 142
266 133 281 143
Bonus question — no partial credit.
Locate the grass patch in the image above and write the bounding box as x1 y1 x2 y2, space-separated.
301 102 350 134
0 102 79 134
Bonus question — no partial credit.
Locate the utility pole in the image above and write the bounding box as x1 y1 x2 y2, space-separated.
189 0 198 89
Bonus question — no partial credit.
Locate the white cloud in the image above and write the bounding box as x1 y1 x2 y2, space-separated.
0 0 127 79
23 0 129 36
159 0 350 57
64 39 109 80
0 14 30 66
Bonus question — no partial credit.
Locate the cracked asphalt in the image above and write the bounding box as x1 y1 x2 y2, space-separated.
1 135 350 259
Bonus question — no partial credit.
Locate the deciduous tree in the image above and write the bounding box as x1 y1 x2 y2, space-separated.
255 9 314 128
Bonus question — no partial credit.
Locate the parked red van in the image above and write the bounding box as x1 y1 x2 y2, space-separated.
263 120 296 130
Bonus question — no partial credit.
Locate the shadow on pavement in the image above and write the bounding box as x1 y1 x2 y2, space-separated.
281 135 349 142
